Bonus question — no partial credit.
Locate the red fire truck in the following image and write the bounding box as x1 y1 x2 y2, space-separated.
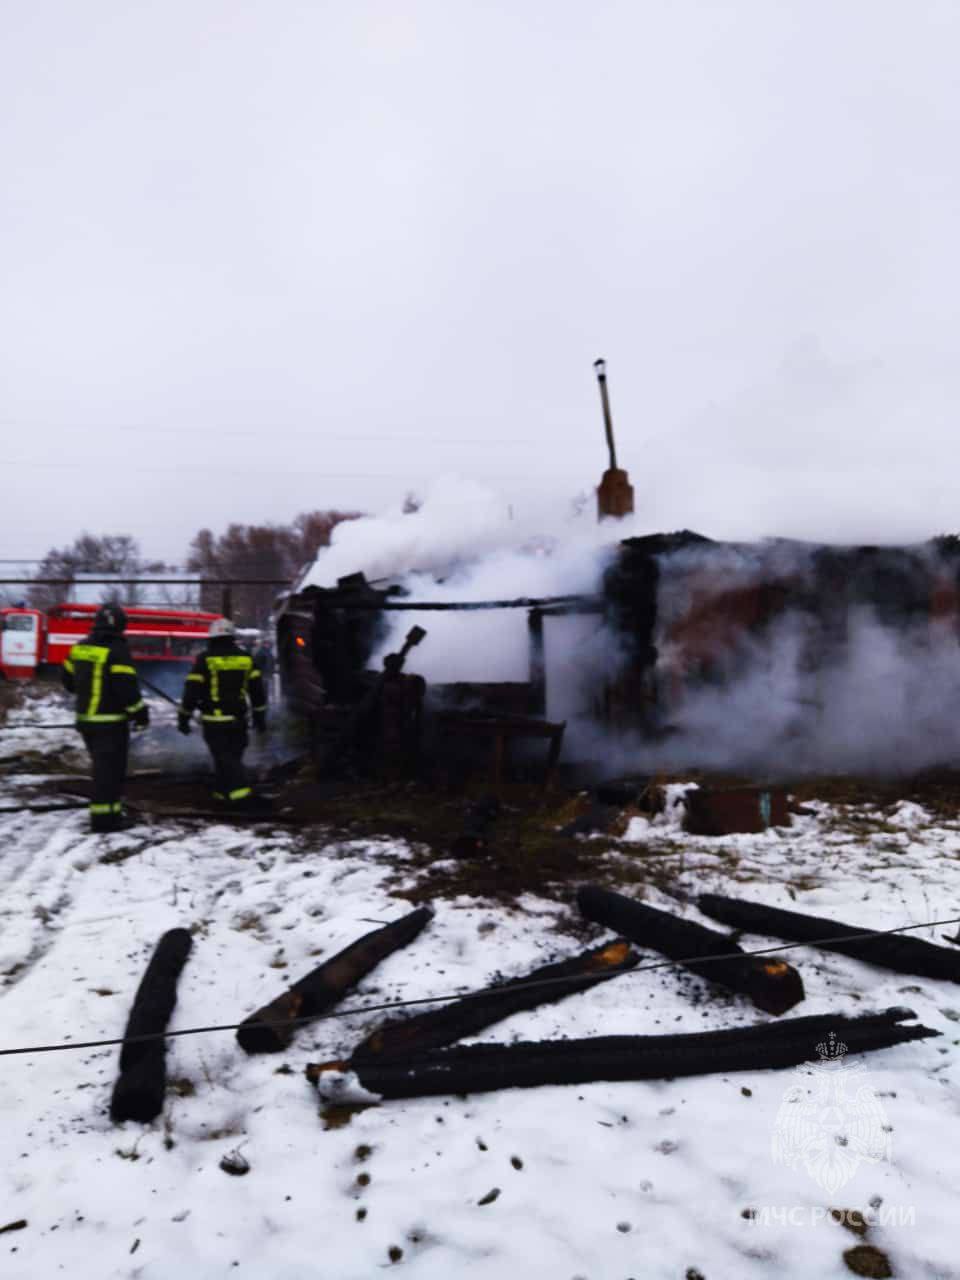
0 603 224 681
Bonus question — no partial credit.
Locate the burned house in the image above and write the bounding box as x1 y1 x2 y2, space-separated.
274 570 580 782
276 532 960 779
605 531 960 701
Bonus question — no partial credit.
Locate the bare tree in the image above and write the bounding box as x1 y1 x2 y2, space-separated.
30 534 164 610
187 509 362 626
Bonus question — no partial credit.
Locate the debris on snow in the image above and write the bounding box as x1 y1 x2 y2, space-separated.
2 690 959 1280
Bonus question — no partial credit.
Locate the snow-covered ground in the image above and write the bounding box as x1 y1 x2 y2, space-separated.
1 692 958 1279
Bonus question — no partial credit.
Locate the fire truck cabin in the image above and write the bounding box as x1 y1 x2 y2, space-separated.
0 603 223 681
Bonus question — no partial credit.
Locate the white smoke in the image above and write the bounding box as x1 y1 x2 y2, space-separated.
604 541 960 778
624 610 960 777
303 475 574 589
303 474 631 684
300 480 960 778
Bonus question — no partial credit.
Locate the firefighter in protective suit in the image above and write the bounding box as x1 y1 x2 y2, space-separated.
178 618 267 808
62 604 149 832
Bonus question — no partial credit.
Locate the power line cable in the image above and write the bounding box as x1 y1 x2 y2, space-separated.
0 421 556 447
117 426 546 447
1 914 956 1060
7 460 397 479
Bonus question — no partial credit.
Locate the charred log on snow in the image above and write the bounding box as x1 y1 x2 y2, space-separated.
577 885 804 1015
308 1007 936 1100
353 940 638 1062
237 906 433 1054
110 927 193 1124
697 894 960 983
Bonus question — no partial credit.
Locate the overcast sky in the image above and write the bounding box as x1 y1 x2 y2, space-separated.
3 1 959 565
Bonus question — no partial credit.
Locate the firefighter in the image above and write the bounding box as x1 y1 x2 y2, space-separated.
252 637 275 680
178 618 267 808
62 604 149 833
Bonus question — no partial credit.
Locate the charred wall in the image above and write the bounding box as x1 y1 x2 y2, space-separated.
602 533 960 732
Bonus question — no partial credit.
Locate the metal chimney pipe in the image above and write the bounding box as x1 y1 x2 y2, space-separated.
594 357 618 471
593 357 634 520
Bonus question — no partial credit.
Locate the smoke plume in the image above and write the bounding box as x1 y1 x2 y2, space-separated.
303 481 960 778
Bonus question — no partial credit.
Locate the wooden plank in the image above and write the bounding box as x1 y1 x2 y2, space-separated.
698 894 960 983
237 906 433 1054
577 885 805 1015
110 928 193 1124
352 940 637 1062
309 1008 937 1100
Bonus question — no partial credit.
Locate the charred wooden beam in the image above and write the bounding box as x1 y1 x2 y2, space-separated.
134 807 296 825
237 906 433 1054
697 894 960 983
577 885 804 1015
527 608 546 716
337 595 595 611
110 928 193 1124
308 1007 936 1100
352 940 638 1063
0 802 89 814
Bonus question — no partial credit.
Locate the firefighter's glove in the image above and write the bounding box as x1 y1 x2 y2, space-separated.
132 705 150 730
177 713 192 736
253 711 267 735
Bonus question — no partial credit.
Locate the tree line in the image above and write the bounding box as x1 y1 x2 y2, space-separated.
24 510 362 627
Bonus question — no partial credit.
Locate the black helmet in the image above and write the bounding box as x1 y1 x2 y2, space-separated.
94 604 127 635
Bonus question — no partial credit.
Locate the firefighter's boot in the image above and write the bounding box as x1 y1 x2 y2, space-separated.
90 803 138 833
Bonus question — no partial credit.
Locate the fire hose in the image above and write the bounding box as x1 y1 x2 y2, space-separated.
5 675 184 731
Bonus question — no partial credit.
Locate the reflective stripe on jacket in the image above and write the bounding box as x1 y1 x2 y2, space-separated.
179 640 266 723
62 635 145 723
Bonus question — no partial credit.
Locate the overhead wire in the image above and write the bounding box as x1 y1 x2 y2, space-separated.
0 421 553 447
7 460 396 479
1 914 957 1059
